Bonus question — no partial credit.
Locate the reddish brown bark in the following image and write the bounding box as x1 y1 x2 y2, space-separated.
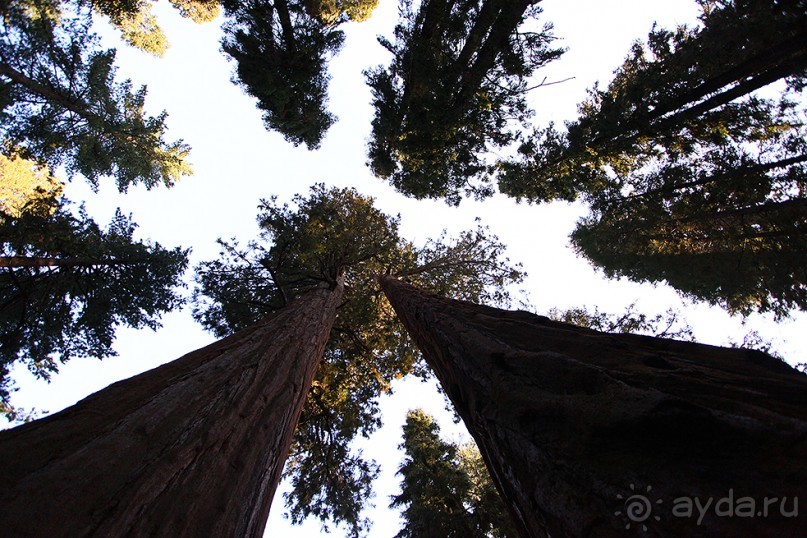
0 281 343 537
380 276 807 537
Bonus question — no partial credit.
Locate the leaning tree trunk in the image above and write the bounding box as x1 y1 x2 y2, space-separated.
0 280 343 537
379 276 807 537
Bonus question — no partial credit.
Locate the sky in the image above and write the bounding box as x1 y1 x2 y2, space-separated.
4 0 807 536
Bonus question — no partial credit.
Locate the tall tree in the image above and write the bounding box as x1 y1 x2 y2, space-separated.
221 0 348 149
366 0 563 204
380 276 807 537
498 0 807 202
0 197 188 410
193 184 523 534
0 0 192 191
570 117 807 318
0 281 342 536
392 409 517 538
496 0 807 317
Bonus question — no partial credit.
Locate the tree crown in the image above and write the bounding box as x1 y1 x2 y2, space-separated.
192 183 524 534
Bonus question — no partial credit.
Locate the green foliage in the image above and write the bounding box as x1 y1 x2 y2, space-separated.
392 409 518 538
0 152 63 217
304 0 379 24
105 0 169 57
92 0 220 54
169 0 221 23
548 304 695 341
0 0 192 191
91 0 168 57
221 0 346 149
498 0 807 201
366 0 564 204
192 184 523 534
0 400 42 423
496 0 807 317
727 329 783 360
0 196 189 410
570 111 807 318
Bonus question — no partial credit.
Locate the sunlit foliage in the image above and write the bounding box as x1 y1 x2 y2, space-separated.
304 0 379 24
0 0 192 191
0 153 62 218
92 0 219 55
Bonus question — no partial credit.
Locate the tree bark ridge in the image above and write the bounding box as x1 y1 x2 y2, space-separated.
0 280 343 537
379 276 807 537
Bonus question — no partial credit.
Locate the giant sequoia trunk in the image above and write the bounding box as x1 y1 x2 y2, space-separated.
379 276 807 537
0 281 343 537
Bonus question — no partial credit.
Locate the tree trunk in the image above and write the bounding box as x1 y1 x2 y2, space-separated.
0 280 343 537
379 276 807 538
273 0 298 52
646 32 807 122
453 0 534 108
0 61 89 118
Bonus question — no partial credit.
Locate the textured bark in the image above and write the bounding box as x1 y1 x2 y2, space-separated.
380 276 807 538
0 281 343 537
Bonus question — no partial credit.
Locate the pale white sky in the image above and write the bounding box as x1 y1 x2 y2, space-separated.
4 1 806 536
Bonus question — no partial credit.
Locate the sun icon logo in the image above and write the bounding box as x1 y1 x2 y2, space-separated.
614 483 663 531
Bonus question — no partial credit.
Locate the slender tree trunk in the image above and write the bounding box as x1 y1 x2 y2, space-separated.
379 276 807 538
273 0 298 52
397 0 451 124
671 196 807 225
451 0 501 78
0 61 88 117
646 32 807 122
0 280 343 537
453 0 533 107
651 55 807 130
0 61 149 149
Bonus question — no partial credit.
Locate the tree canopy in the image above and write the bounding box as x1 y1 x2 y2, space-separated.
221 0 351 149
494 0 807 317
392 409 518 538
498 0 807 202
0 194 188 415
570 123 807 318
0 0 192 192
366 0 563 204
93 0 170 57
192 184 523 534
90 0 220 56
